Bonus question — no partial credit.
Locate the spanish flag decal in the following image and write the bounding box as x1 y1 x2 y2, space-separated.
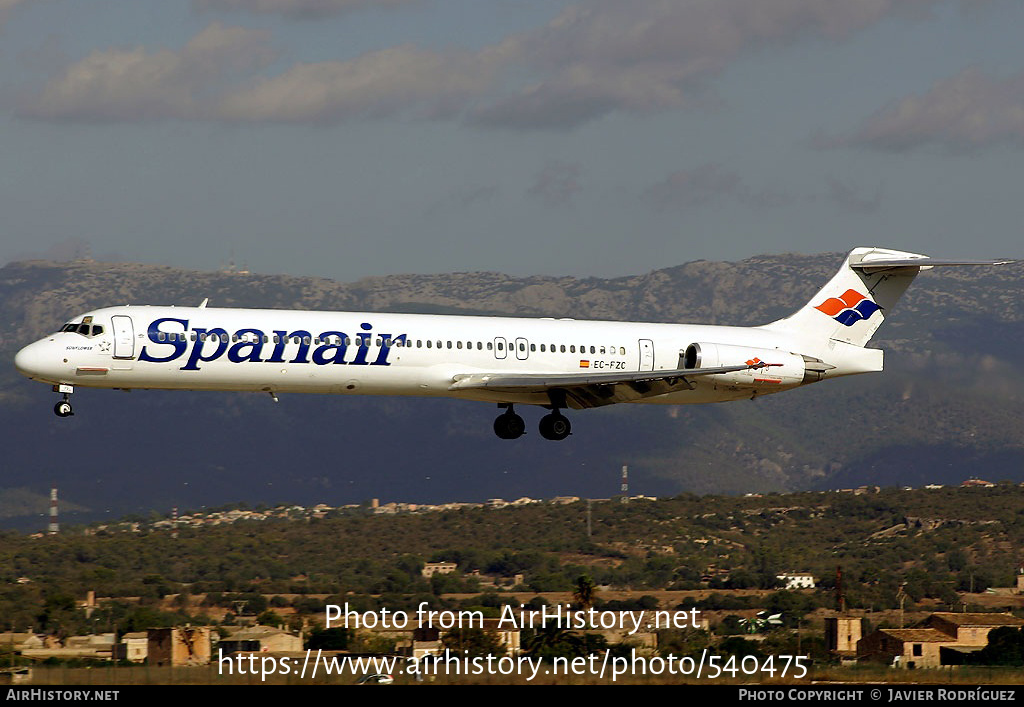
579 360 590 368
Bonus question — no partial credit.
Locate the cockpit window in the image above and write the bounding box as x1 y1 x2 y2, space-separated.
59 323 104 337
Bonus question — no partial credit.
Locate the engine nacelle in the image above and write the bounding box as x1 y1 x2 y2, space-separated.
683 342 811 389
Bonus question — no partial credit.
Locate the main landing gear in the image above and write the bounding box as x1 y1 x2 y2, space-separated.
538 412 571 441
53 385 74 417
493 404 526 440
493 404 572 441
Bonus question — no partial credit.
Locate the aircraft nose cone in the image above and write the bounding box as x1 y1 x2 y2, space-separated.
14 340 48 379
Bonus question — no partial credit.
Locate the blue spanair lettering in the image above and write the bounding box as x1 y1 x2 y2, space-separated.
287 331 313 364
182 328 229 370
265 330 288 363
138 318 189 363
372 333 406 366
312 331 349 365
350 323 373 365
227 328 266 363
136 320 406 371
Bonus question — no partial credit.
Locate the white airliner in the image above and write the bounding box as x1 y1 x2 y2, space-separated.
13 247 1011 440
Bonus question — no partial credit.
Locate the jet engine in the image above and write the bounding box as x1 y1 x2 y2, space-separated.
683 342 830 388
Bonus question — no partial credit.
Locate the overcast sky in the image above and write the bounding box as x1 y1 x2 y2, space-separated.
1 0 1021 281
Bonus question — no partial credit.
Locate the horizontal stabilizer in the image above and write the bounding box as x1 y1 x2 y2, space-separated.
850 255 1014 271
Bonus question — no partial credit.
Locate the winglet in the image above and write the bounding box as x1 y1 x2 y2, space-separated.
199 298 209 308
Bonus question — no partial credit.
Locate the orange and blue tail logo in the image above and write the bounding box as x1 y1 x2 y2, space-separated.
815 289 880 326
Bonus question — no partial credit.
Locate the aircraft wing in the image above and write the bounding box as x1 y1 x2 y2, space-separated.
449 362 768 409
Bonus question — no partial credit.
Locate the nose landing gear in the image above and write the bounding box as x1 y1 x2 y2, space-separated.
54 397 73 417
52 385 74 417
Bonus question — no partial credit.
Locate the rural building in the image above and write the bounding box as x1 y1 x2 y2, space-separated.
20 634 114 660
824 616 863 659
922 612 1024 645
219 626 303 654
777 574 815 589
421 562 458 578
112 632 148 663
0 634 42 652
147 627 212 666
857 612 1024 668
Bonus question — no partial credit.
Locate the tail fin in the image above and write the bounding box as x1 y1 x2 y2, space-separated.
762 247 927 347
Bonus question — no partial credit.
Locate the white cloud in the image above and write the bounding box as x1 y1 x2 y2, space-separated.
192 0 416 19
18 24 274 121
471 0 950 129
823 67 1024 152
215 44 500 123
18 0 977 127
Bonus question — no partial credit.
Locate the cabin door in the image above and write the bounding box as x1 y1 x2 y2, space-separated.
112 316 136 359
638 339 655 371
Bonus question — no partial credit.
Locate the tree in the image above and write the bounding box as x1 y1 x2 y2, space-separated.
573 575 596 610
522 625 606 660
969 627 1024 666
306 627 349 651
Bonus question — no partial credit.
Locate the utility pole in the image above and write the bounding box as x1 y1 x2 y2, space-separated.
897 583 907 628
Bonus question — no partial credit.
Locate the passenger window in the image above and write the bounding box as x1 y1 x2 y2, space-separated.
457 341 463 349
620 347 626 355
570 345 575 353
560 345 566 353
426 340 432 348
487 342 493 350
